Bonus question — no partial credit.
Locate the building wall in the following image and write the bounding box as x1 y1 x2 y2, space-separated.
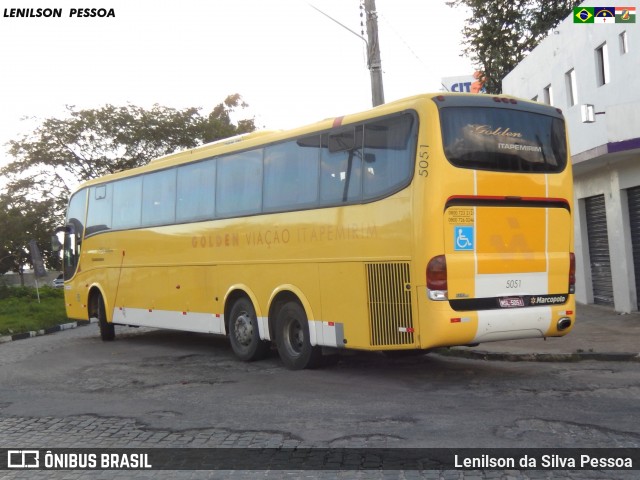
503 1 640 312
572 157 640 311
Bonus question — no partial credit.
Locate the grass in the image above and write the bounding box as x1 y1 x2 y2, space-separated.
0 286 69 336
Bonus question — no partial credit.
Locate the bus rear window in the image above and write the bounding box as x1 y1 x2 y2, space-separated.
440 107 567 173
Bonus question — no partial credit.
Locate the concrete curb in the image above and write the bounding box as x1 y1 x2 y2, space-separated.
434 347 640 363
0 319 97 345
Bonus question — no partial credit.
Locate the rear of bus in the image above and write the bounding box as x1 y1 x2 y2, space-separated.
420 94 574 349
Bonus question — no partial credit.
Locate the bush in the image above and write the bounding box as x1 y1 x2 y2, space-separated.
0 286 67 335
0 285 64 300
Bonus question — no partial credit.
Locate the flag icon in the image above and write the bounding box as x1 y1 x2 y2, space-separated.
616 7 636 23
574 7 594 23
594 7 615 23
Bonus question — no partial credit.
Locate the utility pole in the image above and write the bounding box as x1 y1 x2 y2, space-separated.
364 0 384 106
308 2 385 107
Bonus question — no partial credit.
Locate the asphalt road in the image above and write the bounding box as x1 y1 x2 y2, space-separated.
1 324 639 479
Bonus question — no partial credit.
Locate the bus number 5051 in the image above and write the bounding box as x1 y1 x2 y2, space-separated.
419 145 429 177
506 279 522 289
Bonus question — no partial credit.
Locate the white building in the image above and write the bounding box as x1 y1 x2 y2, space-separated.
502 1 640 312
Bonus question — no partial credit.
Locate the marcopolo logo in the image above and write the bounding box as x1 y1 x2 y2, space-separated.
530 295 567 305
7 450 40 468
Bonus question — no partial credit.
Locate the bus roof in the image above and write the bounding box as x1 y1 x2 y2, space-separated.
71 92 560 191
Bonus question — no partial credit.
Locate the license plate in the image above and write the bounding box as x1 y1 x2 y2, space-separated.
499 297 525 308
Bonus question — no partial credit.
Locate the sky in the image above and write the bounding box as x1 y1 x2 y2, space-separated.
0 0 474 170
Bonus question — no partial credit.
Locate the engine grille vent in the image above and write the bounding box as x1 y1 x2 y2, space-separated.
366 262 414 346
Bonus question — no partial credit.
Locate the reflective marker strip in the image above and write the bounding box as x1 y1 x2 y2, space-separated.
450 317 471 323
308 320 345 348
112 308 226 335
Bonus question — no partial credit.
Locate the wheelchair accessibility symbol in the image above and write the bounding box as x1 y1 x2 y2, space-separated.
454 226 474 251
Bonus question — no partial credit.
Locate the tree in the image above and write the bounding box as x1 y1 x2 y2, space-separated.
0 194 60 284
0 94 255 279
2 94 255 204
447 0 579 94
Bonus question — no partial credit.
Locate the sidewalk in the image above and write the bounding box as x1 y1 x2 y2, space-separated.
440 303 640 362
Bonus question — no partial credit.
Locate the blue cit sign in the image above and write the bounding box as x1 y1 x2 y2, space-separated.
454 226 474 251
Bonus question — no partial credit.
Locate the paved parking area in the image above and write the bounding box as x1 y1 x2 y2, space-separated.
1 323 638 479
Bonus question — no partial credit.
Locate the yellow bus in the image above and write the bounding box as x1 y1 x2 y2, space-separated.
60 93 575 369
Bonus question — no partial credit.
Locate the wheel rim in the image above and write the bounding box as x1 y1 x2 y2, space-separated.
283 317 304 358
233 312 254 347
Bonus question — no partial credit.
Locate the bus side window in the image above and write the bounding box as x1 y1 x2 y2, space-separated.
112 177 142 230
320 130 363 205
363 114 415 200
142 169 176 226
216 150 263 218
176 159 216 222
264 139 319 211
86 184 113 235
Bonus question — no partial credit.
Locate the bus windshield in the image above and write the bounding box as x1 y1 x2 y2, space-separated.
440 106 567 173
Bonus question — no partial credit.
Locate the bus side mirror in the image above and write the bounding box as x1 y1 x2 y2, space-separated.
51 235 62 252
52 226 67 252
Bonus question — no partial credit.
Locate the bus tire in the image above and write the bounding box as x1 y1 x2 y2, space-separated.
228 297 270 362
96 294 115 342
275 301 321 370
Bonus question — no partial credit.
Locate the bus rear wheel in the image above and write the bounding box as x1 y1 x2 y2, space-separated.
94 294 114 342
275 301 321 370
228 297 270 362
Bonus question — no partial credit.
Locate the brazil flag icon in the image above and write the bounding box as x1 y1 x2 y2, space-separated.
574 7 594 23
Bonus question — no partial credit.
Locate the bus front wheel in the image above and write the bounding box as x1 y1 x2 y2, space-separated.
94 294 114 342
228 297 270 362
275 301 321 370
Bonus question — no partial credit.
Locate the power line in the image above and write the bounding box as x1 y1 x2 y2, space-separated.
377 10 428 70
307 1 384 106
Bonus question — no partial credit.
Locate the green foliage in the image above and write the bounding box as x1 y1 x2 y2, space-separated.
0 286 67 336
447 0 579 94
0 285 64 300
0 94 255 275
0 194 60 275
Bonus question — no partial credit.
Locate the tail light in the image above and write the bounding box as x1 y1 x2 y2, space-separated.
427 255 448 301
569 252 576 294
